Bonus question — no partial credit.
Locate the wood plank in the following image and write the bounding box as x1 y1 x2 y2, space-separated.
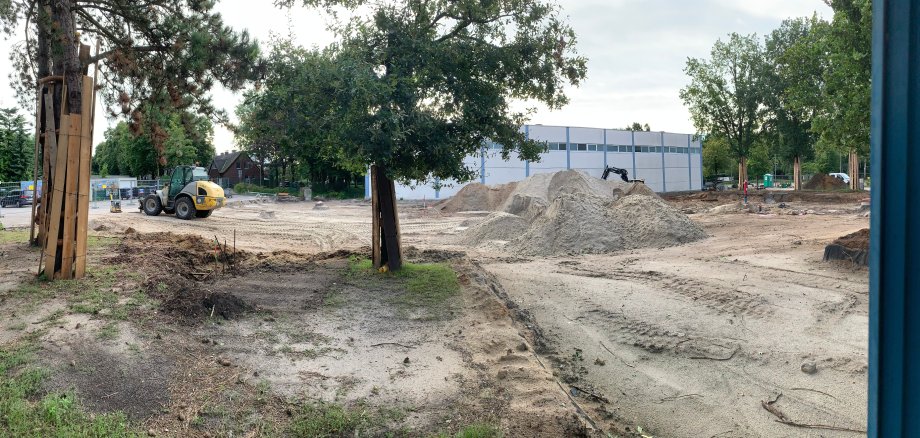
376 168 402 271
29 87 43 245
388 174 403 268
39 90 58 250
44 114 70 279
74 76 94 278
60 111 83 279
371 166 381 268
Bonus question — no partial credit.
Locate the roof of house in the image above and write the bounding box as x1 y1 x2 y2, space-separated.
210 151 244 175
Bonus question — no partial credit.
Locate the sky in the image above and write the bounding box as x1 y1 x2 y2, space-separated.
0 0 831 155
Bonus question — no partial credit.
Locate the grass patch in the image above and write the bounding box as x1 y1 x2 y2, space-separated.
288 402 376 437
97 321 120 340
0 341 138 437
0 229 29 244
347 258 460 320
452 423 503 438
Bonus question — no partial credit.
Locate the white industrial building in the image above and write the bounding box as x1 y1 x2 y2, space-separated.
368 124 703 200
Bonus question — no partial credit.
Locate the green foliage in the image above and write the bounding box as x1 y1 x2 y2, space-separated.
232 183 290 195
762 16 826 163
625 122 651 132
4 1 263 127
0 229 28 244
0 107 33 182
94 112 215 177
814 0 872 156
681 33 764 165
248 0 587 185
702 135 734 178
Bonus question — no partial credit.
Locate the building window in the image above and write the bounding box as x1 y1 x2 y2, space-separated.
236 161 241 169
545 142 567 151
587 144 597 151
574 143 587 151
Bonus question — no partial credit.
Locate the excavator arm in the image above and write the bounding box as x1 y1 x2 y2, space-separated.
602 166 630 183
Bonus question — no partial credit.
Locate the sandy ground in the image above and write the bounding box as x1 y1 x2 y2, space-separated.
1 191 870 436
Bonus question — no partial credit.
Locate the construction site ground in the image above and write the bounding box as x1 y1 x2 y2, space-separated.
0 189 869 437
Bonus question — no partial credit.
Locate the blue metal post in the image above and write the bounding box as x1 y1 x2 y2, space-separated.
566 127 571 170
631 131 637 182
603 129 608 169
480 144 486 184
869 0 920 435
687 134 693 191
660 131 667 192
525 125 530 177
434 177 440 199
365 171 371 199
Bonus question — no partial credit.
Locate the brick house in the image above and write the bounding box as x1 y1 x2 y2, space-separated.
207 151 261 188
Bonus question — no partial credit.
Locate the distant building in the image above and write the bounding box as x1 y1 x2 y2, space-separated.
376 124 703 199
208 151 261 188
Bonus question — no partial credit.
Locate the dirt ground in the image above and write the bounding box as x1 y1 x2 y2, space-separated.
0 189 869 437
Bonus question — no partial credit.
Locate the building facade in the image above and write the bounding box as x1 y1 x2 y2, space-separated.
208 151 262 188
370 124 703 200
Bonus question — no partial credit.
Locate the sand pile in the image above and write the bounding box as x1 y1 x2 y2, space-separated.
452 170 706 255
460 212 530 245
804 173 847 190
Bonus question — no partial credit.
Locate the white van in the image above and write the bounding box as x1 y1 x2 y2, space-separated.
830 173 850 184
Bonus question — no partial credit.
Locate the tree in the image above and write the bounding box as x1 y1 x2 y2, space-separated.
278 0 587 268
762 17 827 190
814 0 871 190
701 134 734 179
0 108 33 182
681 33 764 185
625 122 650 131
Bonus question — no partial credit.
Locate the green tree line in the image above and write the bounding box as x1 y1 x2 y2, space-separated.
0 108 34 182
681 0 870 189
93 109 215 178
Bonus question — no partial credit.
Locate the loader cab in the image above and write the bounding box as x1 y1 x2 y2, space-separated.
166 166 209 200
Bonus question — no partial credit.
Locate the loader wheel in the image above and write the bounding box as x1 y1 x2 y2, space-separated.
175 197 195 220
195 209 213 218
142 195 162 216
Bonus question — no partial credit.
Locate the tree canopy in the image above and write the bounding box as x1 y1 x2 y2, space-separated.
266 0 587 185
0 108 33 182
1 0 262 165
680 33 763 183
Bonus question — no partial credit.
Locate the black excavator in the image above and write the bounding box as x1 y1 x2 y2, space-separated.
602 165 630 182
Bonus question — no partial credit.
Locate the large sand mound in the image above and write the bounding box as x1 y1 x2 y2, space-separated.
438 169 657 214
451 170 706 255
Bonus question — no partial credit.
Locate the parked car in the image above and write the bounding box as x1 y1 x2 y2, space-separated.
0 189 34 208
830 172 851 184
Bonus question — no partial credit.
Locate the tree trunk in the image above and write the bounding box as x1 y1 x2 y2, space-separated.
849 150 860 190
793 156 801 191
738 157 748 188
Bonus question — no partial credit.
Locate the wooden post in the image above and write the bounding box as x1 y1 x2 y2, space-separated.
44 114 70 278
38 90 58 252
60 111 82 279
74 75 94 278
371 166 382 268
29 87 43 245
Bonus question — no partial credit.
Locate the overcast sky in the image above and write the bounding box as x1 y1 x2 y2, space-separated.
0 0 830 155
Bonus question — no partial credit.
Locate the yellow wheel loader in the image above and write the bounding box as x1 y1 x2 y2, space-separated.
140 166 225 220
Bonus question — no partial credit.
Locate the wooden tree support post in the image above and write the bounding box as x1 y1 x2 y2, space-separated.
370 165 403 271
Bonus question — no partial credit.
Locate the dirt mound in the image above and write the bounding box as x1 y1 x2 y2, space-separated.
804 173 847 190
163 290 251 321
824 228 869 266
507 193 706 256
461 212 530 245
